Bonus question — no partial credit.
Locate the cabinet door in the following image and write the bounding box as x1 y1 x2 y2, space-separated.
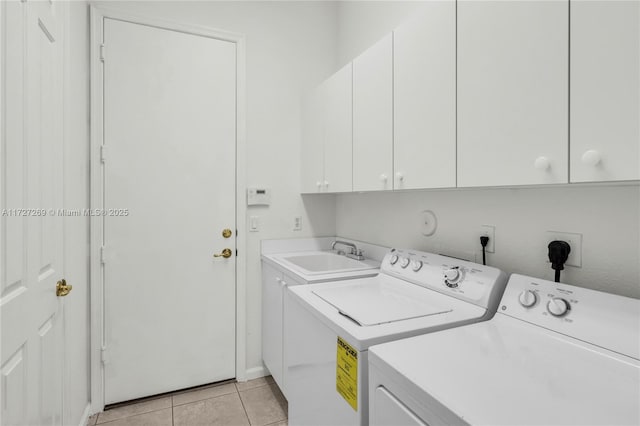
353 34 393 191
261 262 284 389
457 0 568 187
323 63 353 193
570 1 639 182
301 87 325 193
394 2 456 190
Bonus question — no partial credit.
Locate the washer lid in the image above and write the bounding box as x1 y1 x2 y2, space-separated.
312 279 452 326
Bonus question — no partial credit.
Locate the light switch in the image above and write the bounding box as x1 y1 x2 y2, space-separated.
250 216 259 232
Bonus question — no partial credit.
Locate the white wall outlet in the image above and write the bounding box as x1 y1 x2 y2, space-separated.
249 216 259 232
479 225 495 253
293 216 302 231
546 231 582 267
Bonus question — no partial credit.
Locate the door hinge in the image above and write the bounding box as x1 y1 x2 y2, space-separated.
101 347 109 364
100 246 106 264
100 145 107 163
99 43 105 62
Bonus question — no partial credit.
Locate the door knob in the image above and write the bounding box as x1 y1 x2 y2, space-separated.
222 228 232 238
56 279 73 297
213 248 233 258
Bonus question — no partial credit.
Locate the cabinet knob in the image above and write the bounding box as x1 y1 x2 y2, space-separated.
396 172 404 182
379 174 388 182
324 180 329 189
316 181 322 189
534 156 550 171
581 150 601 166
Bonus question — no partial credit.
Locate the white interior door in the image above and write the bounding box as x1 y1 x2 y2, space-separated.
102 18 237 404
1 0 66 424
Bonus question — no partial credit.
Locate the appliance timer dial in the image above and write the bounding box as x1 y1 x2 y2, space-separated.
444 267 462 287
547 298 570 317
518 290 537 308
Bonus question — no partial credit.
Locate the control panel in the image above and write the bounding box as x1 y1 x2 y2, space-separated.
499 274 640 360
381 249 508 312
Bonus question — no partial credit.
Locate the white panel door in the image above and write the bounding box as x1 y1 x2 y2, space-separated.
103 19 237 404
457 0 568 187
301 87 325 193
323 63 353 193
1 0 66 424
393 2 456 190
353 34 393 192
570 0 640 182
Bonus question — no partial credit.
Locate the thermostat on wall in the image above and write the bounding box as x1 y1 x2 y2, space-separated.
247 188 271 206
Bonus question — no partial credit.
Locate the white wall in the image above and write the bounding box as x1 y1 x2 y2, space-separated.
337 186 640 299
91 1 339 378
335 1 425 67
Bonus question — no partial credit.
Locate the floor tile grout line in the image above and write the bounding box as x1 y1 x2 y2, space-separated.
236 386 253 425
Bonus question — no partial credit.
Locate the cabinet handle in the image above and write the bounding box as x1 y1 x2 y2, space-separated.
324 181 329 190
280 281 287 288
534 156 550 171
275 277 282 283
396 172 404 182
316 181 322 190
581 150 601 166
379 174 388 182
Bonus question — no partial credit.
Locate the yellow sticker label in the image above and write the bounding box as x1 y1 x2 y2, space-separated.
336 337 358 411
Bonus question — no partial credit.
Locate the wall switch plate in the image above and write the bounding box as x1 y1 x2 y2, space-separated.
546 231 582 267
249 216 259 232
293 216 302 231
479 225 495 253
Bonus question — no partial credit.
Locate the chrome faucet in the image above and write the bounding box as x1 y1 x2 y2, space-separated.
331 240 365 261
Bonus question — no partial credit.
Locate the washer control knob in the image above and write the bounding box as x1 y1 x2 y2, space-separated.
444 267 462 287
518 290 537 308
399 257 411 268
547 298 570 317
411 260 423 272
389 255 399 265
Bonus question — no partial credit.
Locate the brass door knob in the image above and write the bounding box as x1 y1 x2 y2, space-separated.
213 248 233 259
56 279 73 297
222 228 232 238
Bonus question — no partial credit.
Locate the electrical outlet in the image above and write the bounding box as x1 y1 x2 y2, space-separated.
479 225 495 253
546 231 582 267
293 216 302 231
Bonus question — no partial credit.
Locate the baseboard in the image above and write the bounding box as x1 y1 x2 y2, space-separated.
78 403 91 426
243 365 269 382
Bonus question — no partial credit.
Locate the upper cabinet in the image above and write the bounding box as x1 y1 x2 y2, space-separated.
301 63 352 194
457 0 569 187
570 1 640 183
353 34 393 191
393 2 456 190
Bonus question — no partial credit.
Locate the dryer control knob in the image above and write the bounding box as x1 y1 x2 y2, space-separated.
518 290 537 308
389 255 399 265
399 257 411 268
547 298 570 317
411 260 423 272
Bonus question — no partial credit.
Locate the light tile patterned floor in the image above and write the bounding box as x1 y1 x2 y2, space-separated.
87 377 287 426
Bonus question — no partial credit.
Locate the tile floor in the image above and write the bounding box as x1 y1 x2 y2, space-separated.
87 376 287 426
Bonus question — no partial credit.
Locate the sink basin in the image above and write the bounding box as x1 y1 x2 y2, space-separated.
281 252 377 275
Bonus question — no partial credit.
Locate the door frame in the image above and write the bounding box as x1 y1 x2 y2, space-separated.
89 5 247 413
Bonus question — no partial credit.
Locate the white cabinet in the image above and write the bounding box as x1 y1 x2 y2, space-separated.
323 63 353 193
570 1 640 182
353 34 393 191
300 64 352 193
457 0 569 187
261 261 302 397
393 3 456 190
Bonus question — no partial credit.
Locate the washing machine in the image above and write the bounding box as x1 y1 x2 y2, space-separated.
368 273 640 425
284 248 508 425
